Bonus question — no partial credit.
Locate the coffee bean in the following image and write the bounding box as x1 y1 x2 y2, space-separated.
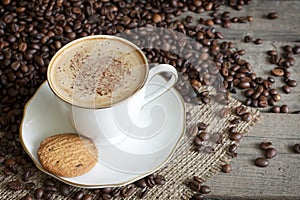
244 35 252 43
293 144 300 153
230 132 243 141
190 125 199 136
254 38 262 45
229 144 238 153
191 194 204 200
198 122 208 130
280 105 289 113
292 46 300 54
200 185 211 194
271 68 284 76
221 164 232 173
152 14 162 23
267 12 278 19
194 136 203 146
241 113 252 122
189 180 201 191
74 191 84 200
271 106 281 113
267 50 277 56
59 184 70 196
34 188 44 199
255 157 269 167
154 175 166 185
272 94 281 102
282 85 291 94
238 81 250 89
265 148 277 159
136 178 147 188
260 142 272 150
25 182 35 190
7 180 22 191
44 178 56 187
198 131 210 141
235 105 247 116
139 188 148 199
82 194 93 200
286 80 297 87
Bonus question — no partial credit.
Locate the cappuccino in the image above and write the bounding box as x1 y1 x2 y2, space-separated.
48 36 147 108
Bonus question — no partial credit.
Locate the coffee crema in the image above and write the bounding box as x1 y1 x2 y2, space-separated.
48 36 147 108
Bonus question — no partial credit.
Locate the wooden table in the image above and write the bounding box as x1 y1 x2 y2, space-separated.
202 1 300 199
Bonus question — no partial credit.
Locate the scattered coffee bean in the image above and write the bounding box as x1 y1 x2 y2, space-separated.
280 105 289 113
244 35 252 43
254 38 263 45
74 191 84 200
265 148 277 159
221 164 232 173
190 125 199 136
191 194 204 200
7 180 22 191
229 144 238 154
198 131 210 141
235 105 247 116
293 144 300 153
194 136 203 146
200 185 211 194
154 175 166 185
271 68 284 76
255 157 269 167
292 46 300 54
20 194 33 200
198 122 208 130
230 132 243 141
241 113 252 122
271 106 281 113
188 180 201 191
282 85 291 94
136 179 147 188
267 12 279 19
260 142 272 150
34 188 44 199
82 194 93 200
286 80 297 87
59 184 70 196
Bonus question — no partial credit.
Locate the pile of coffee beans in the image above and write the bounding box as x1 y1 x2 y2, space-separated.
254 141 277 168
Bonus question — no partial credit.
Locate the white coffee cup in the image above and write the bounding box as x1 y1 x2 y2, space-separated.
47 35 178 147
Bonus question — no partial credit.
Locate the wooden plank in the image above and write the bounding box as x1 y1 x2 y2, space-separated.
207 113 300 199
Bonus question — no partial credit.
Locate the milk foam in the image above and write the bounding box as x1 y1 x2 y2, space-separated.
49 37 147 108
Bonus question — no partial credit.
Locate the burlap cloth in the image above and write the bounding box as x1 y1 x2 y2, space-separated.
0 86 260 199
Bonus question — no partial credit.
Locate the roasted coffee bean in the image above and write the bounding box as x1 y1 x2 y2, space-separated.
292 46 300 54
198 122 208 130
272 94 281 102
235 105 247 116
74 191 84 200
121 186 135 197
260 142 272 150
265 148 277 159
293 144 300 153
7 180 22 191
198 131 210 141
271 106 281 113
286 80 297 87
244 35 252 43
241 113 252 122
44 179 56 187
230 118 241 125
191 194 204 200
267 12 278 19
34 188 44 199
200 185 211 194
59 184 70 196
221 164 232 173
194 136 203 146
154 175 166 185
229 144 238 154
254 38 262 45
136 178 147 188
271 68 284 76
82 194 93 200
190 125 199 136
255 157 269 167
230 132 243 141
25 182 35 190
280 105 289 113
282 85 291 94
101 187 112 194
189 180 201 191
267 50 277 56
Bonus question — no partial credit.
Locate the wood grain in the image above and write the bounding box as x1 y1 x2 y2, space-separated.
207 113 300 199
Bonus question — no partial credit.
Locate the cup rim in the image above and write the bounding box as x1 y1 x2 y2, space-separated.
47 35 149 109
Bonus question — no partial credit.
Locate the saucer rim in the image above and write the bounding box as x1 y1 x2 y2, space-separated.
19 79 186 188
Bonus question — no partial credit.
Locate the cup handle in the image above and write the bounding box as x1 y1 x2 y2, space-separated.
141 64 178 107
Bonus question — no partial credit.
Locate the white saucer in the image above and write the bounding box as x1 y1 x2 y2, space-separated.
20 75 186 188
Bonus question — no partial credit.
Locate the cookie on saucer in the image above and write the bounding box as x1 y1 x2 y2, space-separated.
38 133 98 177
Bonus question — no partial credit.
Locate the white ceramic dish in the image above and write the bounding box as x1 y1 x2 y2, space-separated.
20 75 186 188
